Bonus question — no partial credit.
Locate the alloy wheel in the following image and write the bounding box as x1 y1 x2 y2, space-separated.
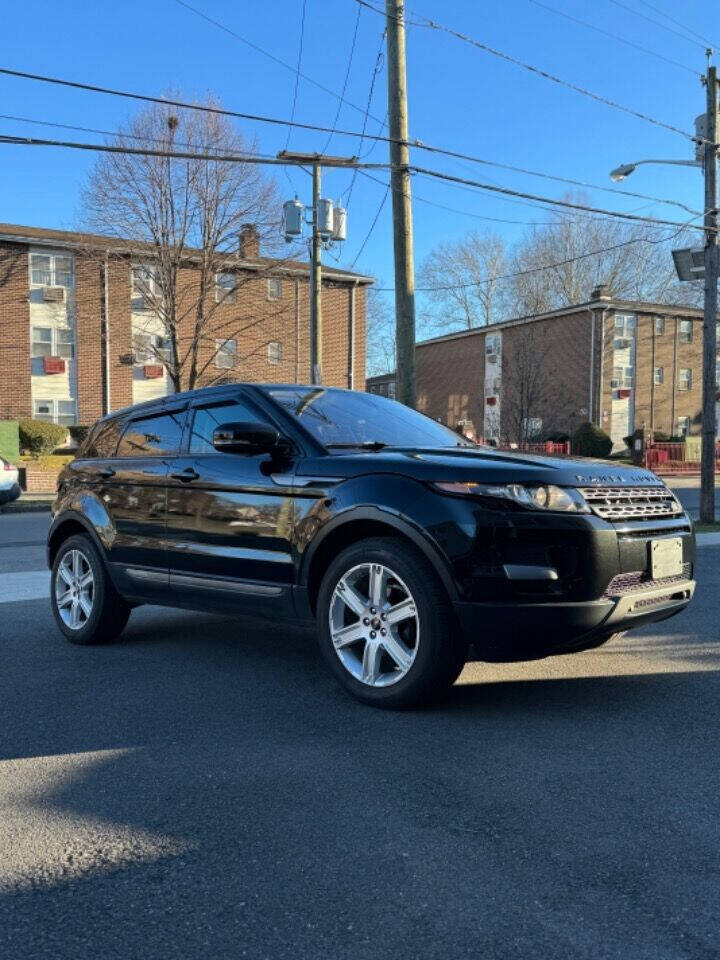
55 549 95 630
328 562 419 687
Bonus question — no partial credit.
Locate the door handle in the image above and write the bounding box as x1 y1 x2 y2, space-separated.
170 467 199 482
96 466 115 479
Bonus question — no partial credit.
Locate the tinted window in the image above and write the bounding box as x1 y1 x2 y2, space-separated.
117 412 184 457
264 387 469 449
189 399 266 454
85 419 124 458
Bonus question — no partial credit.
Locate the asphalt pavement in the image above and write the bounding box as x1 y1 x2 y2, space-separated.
0 512 718 960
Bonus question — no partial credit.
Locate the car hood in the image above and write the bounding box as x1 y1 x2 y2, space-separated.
298 447 663 487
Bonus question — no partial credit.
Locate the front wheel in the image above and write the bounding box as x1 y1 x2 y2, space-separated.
51 534 131 645
317 537 467 708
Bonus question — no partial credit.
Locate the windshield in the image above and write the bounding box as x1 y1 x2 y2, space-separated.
264 387 471 450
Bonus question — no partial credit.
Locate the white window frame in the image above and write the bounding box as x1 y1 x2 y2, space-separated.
679 319 693 343
215 272 237 304
215 338 237 370
654 316 665 336
267 277 282 301
133 332 171 365
29 251 74 288
654 366 664 385
678 367 692 391
267 341 283 365
677 416 691 437
31 325 75 360
132 264 160 300
33 398 76 426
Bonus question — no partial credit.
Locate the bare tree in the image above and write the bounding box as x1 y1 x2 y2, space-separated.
81 99 288 392
418 231 509 331
365 284 397 377
501 325 570 444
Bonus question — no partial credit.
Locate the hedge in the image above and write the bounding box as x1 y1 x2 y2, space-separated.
572 422 613 459
18 419 68 456
68 424 90 445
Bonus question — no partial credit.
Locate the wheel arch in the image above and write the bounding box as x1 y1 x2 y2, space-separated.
47 511 108 568
303 507 459 615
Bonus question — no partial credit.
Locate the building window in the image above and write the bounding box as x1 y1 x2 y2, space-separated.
30 252 74 288
267 341 283 364
33 398 76 426
267 277 282 301
614 314 635 349
679 367 692 391
31 326 75 359
485 333 501 356
611 365 633 388
679 319 693 343
133 333 171 365
388 381 396 399
654 316 665 335
677 416 691 437
215 272 237 304
215 338 237 369
132 264 160 300
654 367 664 385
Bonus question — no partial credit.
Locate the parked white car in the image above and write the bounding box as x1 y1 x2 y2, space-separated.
0 457 20 505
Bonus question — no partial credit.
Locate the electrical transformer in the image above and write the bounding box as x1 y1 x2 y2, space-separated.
332 204 347 242
282 198 304 241
317 198 334 239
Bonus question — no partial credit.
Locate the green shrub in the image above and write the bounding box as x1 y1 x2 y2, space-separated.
68 424 90 445
572 422 613 459
18 419 68 456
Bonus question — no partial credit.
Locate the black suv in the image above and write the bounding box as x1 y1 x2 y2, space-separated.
48 384 695 707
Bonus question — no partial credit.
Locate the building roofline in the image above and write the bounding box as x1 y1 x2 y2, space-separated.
416 296 709 349
0 222 374 286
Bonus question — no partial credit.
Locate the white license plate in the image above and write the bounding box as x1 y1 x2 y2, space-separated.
650 537 683 579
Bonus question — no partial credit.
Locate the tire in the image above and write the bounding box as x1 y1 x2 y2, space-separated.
50 534 131 645
317 537 467 709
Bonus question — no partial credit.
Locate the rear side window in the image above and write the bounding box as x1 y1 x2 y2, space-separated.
117 411 184 457
84 419 124 458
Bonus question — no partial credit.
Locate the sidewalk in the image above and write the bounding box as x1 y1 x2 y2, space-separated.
0 494 54 514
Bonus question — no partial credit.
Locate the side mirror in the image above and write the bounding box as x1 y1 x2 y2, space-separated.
212 421 282 455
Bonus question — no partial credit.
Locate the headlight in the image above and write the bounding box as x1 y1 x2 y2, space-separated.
433 481 589 513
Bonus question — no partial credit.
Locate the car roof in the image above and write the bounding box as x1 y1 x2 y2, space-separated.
96 382 354 423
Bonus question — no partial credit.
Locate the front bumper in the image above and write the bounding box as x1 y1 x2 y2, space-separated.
455 577 696 662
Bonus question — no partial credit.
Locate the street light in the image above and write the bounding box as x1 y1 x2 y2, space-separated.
609 159 701 182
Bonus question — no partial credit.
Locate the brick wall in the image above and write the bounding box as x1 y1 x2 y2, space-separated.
416 330 487 431
0 242 31 419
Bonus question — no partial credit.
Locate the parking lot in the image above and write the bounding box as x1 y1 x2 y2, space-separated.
1 510 718 959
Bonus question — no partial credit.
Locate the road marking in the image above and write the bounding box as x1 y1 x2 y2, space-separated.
1 571 50 604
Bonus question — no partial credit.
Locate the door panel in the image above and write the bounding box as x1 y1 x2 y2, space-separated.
165 397 299 609
102 408 185 589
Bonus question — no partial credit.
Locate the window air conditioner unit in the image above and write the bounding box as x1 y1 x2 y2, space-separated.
43 356 66 375
43 286 65 303
486 353 498 364
614 337 631 350
143 364 164 379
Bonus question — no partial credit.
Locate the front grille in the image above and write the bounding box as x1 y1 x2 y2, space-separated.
603 562 691 598
578 485 684 522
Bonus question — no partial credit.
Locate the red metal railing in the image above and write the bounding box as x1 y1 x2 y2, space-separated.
644 441 720 475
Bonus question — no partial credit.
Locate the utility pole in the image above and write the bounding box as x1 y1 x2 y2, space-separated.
700 63 718 524
386 0 416 407
279 151 352 386
310 162 323 384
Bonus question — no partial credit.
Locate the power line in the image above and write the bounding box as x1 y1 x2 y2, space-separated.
351 186 389 267
284 0 307 152
376 219 698 292
604 0 711 50
354 0 705 144
172 0 384 126
0 66 702 215
344 30 387 208
633 0 720 50
526 0 701 76
319 3 362 155
411 166 706 231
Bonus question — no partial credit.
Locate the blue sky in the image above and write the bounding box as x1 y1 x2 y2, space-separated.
0 0 716 290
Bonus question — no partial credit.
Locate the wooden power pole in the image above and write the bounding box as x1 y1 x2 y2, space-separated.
700 64 718 524
310 162 323 384
386 0 416 407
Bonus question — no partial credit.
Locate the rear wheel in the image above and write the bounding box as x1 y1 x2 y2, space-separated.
51 534 131 645
317 537 467 708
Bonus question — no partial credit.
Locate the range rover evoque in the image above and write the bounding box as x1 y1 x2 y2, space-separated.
48 384 696 707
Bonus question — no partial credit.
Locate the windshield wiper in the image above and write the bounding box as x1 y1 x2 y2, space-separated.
325 441 388 450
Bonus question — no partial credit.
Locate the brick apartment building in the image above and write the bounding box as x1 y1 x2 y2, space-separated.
0 222 370 427
414 286 720 447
